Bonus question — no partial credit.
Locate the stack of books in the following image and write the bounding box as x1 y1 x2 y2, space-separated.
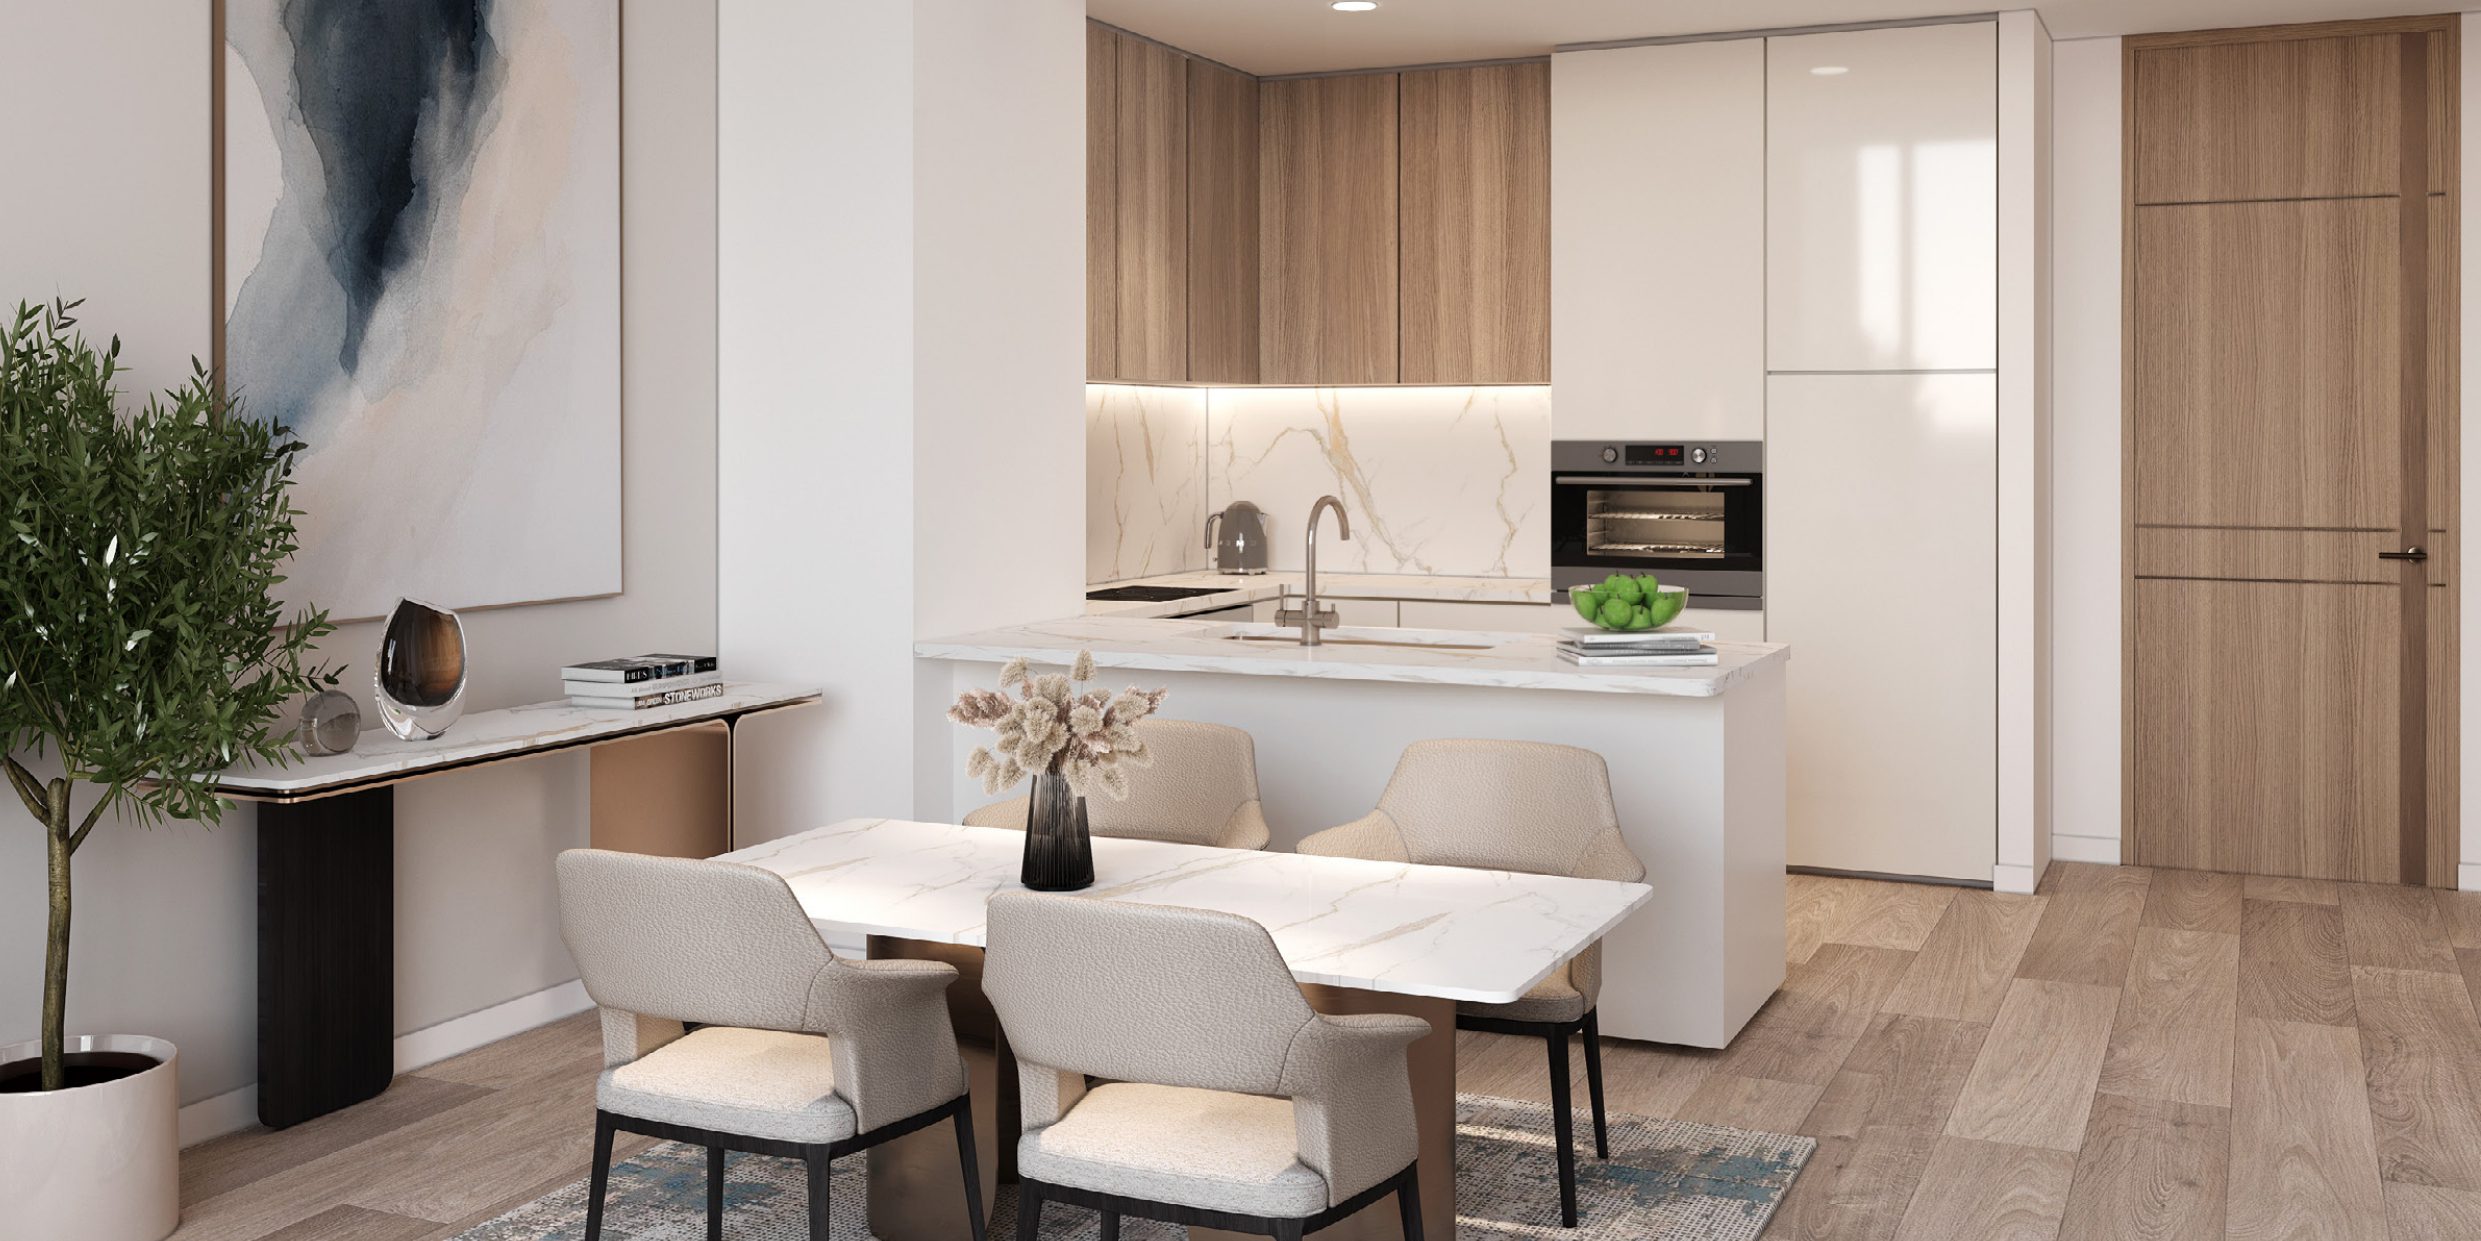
1556 628 1720 667
560 654 725 710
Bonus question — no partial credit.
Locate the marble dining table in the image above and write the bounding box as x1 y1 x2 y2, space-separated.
722 817 1654 1241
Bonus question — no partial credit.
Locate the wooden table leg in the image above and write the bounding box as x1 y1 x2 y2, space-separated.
589 721 733 857
257 788 395 1129
865 937 1015 1241
1196 987 1458 1241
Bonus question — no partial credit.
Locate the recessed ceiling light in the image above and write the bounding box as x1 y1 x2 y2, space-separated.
1810 65 1850 76
1332 1 1379 10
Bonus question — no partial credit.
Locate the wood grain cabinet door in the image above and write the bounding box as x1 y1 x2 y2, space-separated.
2125 18 2456 885
1087 23 1117 380
1399 62 1550 384
1114 35 1188 382
1261 73 1399 385
1187 60 1261 384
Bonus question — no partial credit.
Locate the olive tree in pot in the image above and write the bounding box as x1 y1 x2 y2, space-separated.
1 300 333 1241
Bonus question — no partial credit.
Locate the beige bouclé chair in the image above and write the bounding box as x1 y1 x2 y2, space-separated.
1297 739 1646 1229
981 889 1428 1241
555 849 987 1241
962 718 1273 850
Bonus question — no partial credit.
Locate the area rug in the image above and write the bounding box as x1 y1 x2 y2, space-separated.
452 1093 1812 1240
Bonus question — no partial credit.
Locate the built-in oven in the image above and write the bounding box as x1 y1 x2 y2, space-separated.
1550 440 1763 609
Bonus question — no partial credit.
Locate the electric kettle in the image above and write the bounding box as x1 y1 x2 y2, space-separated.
1203 501 1270 574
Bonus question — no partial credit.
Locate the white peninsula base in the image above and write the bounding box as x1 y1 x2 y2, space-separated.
916 618 1788 1048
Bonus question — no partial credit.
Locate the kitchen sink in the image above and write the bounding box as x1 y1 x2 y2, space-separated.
1221 625 1499 652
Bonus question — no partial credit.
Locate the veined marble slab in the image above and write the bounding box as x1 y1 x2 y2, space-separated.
206 683 821 797
1083 570 1555 619
917 615 1787 698
1087 385 1208 584
724 818 1651 1004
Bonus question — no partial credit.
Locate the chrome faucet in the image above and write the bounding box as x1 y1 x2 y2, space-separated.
1276 496 1351 646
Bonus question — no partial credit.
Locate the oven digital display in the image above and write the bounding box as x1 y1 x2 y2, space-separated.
1624 444 1685 466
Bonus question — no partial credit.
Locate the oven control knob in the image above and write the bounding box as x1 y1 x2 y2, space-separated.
1691 447 1710 465
1600 446 1620 463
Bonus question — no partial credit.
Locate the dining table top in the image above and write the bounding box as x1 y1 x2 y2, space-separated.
720 818 1655 1006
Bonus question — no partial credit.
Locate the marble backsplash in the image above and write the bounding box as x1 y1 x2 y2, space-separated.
1087 384 1551 583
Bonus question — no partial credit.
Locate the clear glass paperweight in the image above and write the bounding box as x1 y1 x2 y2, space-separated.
374 599 467 740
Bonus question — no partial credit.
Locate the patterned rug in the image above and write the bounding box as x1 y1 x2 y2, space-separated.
453 1094 1811 1240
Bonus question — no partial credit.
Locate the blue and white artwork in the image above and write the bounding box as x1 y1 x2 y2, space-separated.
221 0 621 621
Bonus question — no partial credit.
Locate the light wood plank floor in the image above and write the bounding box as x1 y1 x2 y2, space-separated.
172 863 2481 1240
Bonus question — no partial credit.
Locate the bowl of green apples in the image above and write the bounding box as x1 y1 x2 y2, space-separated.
1570 574 1688 631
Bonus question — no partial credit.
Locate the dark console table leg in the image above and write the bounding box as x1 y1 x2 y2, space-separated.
257 788 395 1129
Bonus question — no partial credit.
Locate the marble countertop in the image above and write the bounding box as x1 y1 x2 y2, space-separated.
205 683 821 799
917 615 1787 698
724 818 1652 1003
1084 570 1554 619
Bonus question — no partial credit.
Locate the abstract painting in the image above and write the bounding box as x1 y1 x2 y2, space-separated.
219 0 620 621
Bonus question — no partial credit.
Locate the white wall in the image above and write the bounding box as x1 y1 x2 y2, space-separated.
0 0 721 1123
720 0 1088 836
2048 35 2122 864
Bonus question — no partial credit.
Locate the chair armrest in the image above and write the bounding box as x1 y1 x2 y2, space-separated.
1219 800 1274 852
1016 1060 1092 1131
1279 1012 1429 1205
1296 812 1410 863
811 958 969 1131
599 1007 686 1069
1571 826 1647 883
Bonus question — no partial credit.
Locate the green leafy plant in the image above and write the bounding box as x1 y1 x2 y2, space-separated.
1 299 335 1090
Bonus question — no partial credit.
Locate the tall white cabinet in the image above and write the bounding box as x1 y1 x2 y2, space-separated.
1764 23 2000 882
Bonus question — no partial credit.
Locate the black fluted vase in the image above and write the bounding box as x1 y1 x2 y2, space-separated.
1019 770 1094 892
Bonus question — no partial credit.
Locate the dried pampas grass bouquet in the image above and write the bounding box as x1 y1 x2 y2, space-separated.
947 650 1167 801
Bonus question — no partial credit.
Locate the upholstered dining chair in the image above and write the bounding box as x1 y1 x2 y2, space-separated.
555 849 987 1241
962 718 1272 850
1297 739 1645 1229
981 890 1428 1241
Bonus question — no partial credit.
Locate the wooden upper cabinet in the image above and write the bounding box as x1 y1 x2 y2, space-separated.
1114 36 1189 382
1399 63 1550 384
1188 61 1261 384
2132 34 2404 203
1262 74 1400 385
1086 25 1119 380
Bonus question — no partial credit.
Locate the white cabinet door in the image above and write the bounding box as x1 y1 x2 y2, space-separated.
1767 23 1997 372
1551 40 1765 442
1768 373 1995 881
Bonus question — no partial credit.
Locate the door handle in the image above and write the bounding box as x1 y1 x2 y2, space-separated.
2379 547 2429 561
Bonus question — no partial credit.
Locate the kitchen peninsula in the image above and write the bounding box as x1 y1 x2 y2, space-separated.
915 614 1788 1047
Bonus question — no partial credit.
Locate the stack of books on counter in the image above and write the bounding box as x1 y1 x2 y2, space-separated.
560 654 724 709
1556 628 1720 667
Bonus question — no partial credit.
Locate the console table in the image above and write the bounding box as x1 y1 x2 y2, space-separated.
206 683 820 1128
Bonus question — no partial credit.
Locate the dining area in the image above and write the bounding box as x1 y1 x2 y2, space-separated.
550 702 1667 1241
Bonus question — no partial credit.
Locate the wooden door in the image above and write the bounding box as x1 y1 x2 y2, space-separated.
1261 73 1399 385
2126 17 2457 885
1086 23 1117 379
1187 60 1260 383
1399 62 1550 383
1114 35 1188 382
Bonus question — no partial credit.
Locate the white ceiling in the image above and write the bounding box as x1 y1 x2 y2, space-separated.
1085 0 2461 75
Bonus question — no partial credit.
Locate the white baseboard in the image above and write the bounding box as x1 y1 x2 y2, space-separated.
177 978 594 1148
2049 834 2121 865
1991 863 2038 894
2462 862 2481 892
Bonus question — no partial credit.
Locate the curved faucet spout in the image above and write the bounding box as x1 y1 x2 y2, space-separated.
1294 496 1353 647
1311 495 1351 543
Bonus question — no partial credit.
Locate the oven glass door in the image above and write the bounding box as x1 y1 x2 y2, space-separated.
1552 475 1763 580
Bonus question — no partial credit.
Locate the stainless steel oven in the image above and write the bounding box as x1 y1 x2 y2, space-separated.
1550 440 1763 609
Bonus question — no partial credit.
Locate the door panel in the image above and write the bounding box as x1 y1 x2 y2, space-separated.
2131 35 2401 204
2132 198 2400 529
1770 373 1997 882
1399 62 1550 383
1114 36 1187 382
1260 74 1399 385
1187 61 1260 384
2133 577 2400 880
1086 24 1117 379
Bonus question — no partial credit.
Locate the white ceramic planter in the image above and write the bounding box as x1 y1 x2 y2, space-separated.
0 1035 180 1241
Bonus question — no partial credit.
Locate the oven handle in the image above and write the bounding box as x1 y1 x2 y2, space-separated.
1554 475 1752 487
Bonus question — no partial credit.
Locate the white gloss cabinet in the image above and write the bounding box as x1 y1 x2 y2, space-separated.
1766 23 1998 372
1550 39 1765 442
1768 373 1997 881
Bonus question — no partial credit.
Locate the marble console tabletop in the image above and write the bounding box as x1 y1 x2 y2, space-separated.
205 682 821 800
724 818 1652 1004
918 614 1787 697
1085 570 1553 619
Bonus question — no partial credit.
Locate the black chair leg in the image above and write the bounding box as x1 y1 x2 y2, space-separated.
1397 1166 1426 1241
1015 1182 1046 1241
706 1144 726 1241
1583 1010 1610 1160
583 1113 617 1241
952 1098 989 1241
1271 1220 1306 1241
1099 1211 1121 1241
805 1148 831 1241
1546 1029 1578 1227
